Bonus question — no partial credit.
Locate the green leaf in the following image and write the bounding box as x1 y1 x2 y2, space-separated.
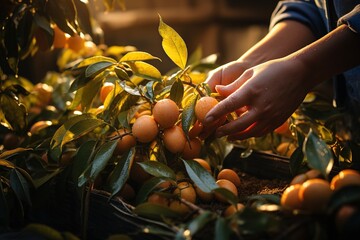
170 78 184 106
61 118 105 145
133 202 180 220
10 168 32 206
50 114 96 160
73 56 117 70
187 211 215 236
215 217 232 240
0 94 27 132
71 140 97 185
213 188 238 205
89 140 118 181
108 148 136 199
120 51 161 62
158 15 188 69
85 61 115 78
303 130 334 177
181 94 198 134
138 161 176 179
128 61 161 81
183 159 217 193
135 177 175 205
115 67 130 81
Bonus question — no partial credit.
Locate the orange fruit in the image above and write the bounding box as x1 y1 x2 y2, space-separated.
111 129 136 156
274 120 292 138
67 34 85 52
181 137 202 160
193 158 211 173
223 203 245 217
330 169 360 191
305 169 322 179
194 96 219 123
53 25 67 48
100 82 115 103
132 115 159 143
32 83 53 107
2 133 21 150
188 120 203 139
215 179 238 203
194 185 214 202
280 184 303 210
153 99 180 129
162 125 187 154
299 178 332 213
335 204 358 232
169 181 197 215
147 193 169 206
217 169 241 187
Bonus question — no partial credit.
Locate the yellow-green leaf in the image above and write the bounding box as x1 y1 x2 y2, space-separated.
158 15 187 69
128 61 161 81
120 51 161 62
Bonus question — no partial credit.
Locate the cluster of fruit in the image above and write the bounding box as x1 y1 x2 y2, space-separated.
281 168 360 227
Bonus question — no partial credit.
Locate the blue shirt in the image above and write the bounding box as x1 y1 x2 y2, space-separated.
269 0 360 108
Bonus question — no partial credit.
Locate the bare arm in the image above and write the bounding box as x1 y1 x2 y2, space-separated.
204 24 360 140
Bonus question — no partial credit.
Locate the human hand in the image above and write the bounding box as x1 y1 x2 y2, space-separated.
203 57 311 140
205 60 251 91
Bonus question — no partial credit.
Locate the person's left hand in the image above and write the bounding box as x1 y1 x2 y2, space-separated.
203 57 312 140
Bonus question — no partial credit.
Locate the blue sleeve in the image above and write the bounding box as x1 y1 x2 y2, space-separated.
338 5 360 34
270 0 327 38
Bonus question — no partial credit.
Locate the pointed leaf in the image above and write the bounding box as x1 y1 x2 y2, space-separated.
10 168 32 206
213 188 238 205
183 159 217 193
158 15 187 69
138 161 176 179
120 51 161 62
135 177 176 205
89 140 118 180
303 130 334 177
170 78 184 106
215 217 232 240
128 61 161 81
108 148 136 198
71 140 97 184
85 61 115 78
187 211 215 236
181 94 198 134
0 159 15 169
61 118 105 145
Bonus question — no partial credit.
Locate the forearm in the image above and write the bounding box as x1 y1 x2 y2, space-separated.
238 20 316 67
289 24 360 89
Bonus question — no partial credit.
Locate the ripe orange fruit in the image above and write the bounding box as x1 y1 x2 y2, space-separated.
100 82 115 103
215 179 238 203
153 99 180 129
217 169 241 187
32 83 53 107
330 169 360 191
132 115 159 143
274 120 292 138
67 34 85 52
280 184 303 210
299 178 332 213
188 120 203 139
2 133 21 150
194 184 213 202
276 142 297 157
223 203 245 217
147 193 169 206
111 129 136 156
193 158 211 173
290 173 308 185
181 137 202 160
53 25 67 48
169 182 197 215
194 96 219 123
305 169 322 179
335 204 358 232
162 125 186 154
